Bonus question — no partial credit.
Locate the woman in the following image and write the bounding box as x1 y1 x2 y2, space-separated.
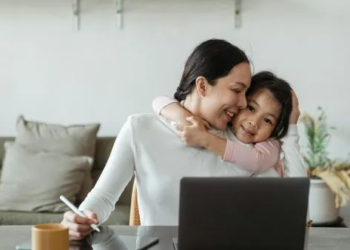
62 39 306 240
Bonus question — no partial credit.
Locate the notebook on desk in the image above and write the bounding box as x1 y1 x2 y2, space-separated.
174 177 310 250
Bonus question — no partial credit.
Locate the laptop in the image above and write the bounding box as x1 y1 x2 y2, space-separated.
174 177 310 250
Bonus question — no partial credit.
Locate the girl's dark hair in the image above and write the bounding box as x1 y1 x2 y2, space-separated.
247 71 292 140
174 39 249 101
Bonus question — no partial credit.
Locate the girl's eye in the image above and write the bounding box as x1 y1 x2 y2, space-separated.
233 89 241 94
264 118 272 124
248 105 254 112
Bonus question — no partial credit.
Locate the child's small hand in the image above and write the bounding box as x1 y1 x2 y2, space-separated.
173 116 210 147
187 116 211 130
289 90 300 124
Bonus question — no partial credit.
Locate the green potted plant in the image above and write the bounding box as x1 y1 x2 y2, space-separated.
300 107 350 224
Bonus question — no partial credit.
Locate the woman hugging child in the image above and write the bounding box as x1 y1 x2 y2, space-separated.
152 71 306 177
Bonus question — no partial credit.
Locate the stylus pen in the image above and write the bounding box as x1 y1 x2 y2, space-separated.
138 238 159 250
60 195 100 232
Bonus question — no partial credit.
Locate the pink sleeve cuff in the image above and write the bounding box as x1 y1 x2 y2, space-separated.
223 140 234 161
152 96 179 115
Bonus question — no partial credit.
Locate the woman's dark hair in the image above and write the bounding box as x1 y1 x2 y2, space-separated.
247 71 292 140
174 39 249 101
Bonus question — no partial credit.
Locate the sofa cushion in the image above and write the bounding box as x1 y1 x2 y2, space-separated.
0 205 130 225
0 137 135 208
0 142 93 212
15 115 100 202
0 211 64 225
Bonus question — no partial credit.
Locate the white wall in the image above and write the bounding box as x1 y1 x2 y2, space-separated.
0 0 349 160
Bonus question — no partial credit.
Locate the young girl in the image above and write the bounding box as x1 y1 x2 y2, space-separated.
152 71 301 176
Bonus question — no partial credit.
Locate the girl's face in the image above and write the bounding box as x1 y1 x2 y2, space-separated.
232 89 282 144
198 62 252 130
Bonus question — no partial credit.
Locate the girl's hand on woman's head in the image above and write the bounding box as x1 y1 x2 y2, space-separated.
173 116 211 147
289 90 300 124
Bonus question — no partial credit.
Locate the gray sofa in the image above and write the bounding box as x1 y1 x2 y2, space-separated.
0 137 134 225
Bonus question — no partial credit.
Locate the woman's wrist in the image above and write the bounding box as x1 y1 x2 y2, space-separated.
289 114 299 124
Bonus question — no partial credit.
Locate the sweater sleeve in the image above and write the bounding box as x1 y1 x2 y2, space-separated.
280 125 308 177
152 96 179 115
223 139 280 173
79 117 136 224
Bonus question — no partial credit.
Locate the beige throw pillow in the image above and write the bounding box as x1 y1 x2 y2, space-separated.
0 142 93 212
15 115 100 202
15 115 100 156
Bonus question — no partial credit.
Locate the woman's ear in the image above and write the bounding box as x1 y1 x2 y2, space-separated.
195 76 208 97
